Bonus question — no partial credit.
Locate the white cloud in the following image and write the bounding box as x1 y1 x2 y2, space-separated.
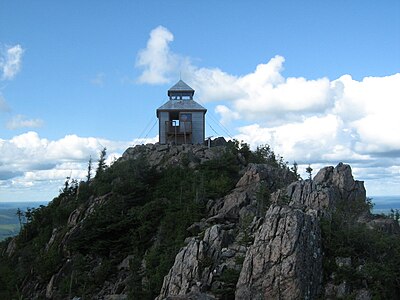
24 167 85 182
189 55 333 124
332 74 400 155
0 131 129 182
234 72 332 121
133 134 159 145
136 26 183 84
6 114 44 130
0 44 24 80
235 114 371 164
188 67 244 102
215 105 240 125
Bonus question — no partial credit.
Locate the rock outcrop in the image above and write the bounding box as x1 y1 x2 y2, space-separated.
283 162 366 215
121 141 230 169
157 225 230 299
236 206 321 299
157 162 370 300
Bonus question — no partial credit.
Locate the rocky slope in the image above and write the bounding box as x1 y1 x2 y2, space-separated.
155 161 376 300
1 140 399 299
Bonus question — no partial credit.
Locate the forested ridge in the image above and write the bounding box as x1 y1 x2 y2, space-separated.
0 140 399 299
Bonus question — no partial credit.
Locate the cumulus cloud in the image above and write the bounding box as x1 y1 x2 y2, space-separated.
215 105 240 125
228 71 400 159
333 74 400 155
186 55 334 126
0 44 24 80
0 132 129 185
136 26 185 84
0 131 162 202
6 114 44 129
188 67 244 102
235 115 369 164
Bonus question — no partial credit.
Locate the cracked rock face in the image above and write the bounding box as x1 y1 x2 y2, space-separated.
236 205 322 300
154 162 368 300
284 163 366 215
157 225 229 299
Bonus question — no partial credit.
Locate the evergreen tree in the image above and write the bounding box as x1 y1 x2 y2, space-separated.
306 164 313 181
16 208 23 229
291 161 300 180
96 147 107 177
86 156 92 182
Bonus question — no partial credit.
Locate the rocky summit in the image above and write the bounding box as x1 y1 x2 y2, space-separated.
1 139 399 299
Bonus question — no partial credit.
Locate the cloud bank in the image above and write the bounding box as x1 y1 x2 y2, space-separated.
135 26 400 195
0 132 135 200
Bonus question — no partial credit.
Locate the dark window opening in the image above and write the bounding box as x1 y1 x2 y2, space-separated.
170 112 179 126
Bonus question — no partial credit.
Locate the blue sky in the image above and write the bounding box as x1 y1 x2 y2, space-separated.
0 0 399 202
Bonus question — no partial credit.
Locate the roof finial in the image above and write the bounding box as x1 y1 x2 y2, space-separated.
179 71 182 80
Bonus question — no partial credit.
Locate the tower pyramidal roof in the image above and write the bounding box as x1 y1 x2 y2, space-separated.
167 80 194 97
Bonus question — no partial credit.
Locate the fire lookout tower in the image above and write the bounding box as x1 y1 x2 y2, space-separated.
156 80 207 144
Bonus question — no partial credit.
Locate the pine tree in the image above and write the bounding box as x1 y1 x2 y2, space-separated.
96 147 107 178
16 208 23 230
306 164 313 181
86 156 92 182
291 161 300 180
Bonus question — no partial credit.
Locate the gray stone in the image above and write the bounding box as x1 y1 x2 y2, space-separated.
335 257 351 268
285 163 367 217
104 295 128 300
220 248 236 259
236 205 322 300
355 289 372 300
5 237 17 257
367 217 400 234
118 255 134 271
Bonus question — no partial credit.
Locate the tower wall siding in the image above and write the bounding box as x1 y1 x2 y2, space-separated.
192 111 205 144
159 111 169 144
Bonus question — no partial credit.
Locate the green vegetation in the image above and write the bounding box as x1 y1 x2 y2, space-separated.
388 208 400 222
0 208 24 241
1 142 278 299
321 197 400 298
211 267 241 299
256 184 271 217
2 141 398 299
